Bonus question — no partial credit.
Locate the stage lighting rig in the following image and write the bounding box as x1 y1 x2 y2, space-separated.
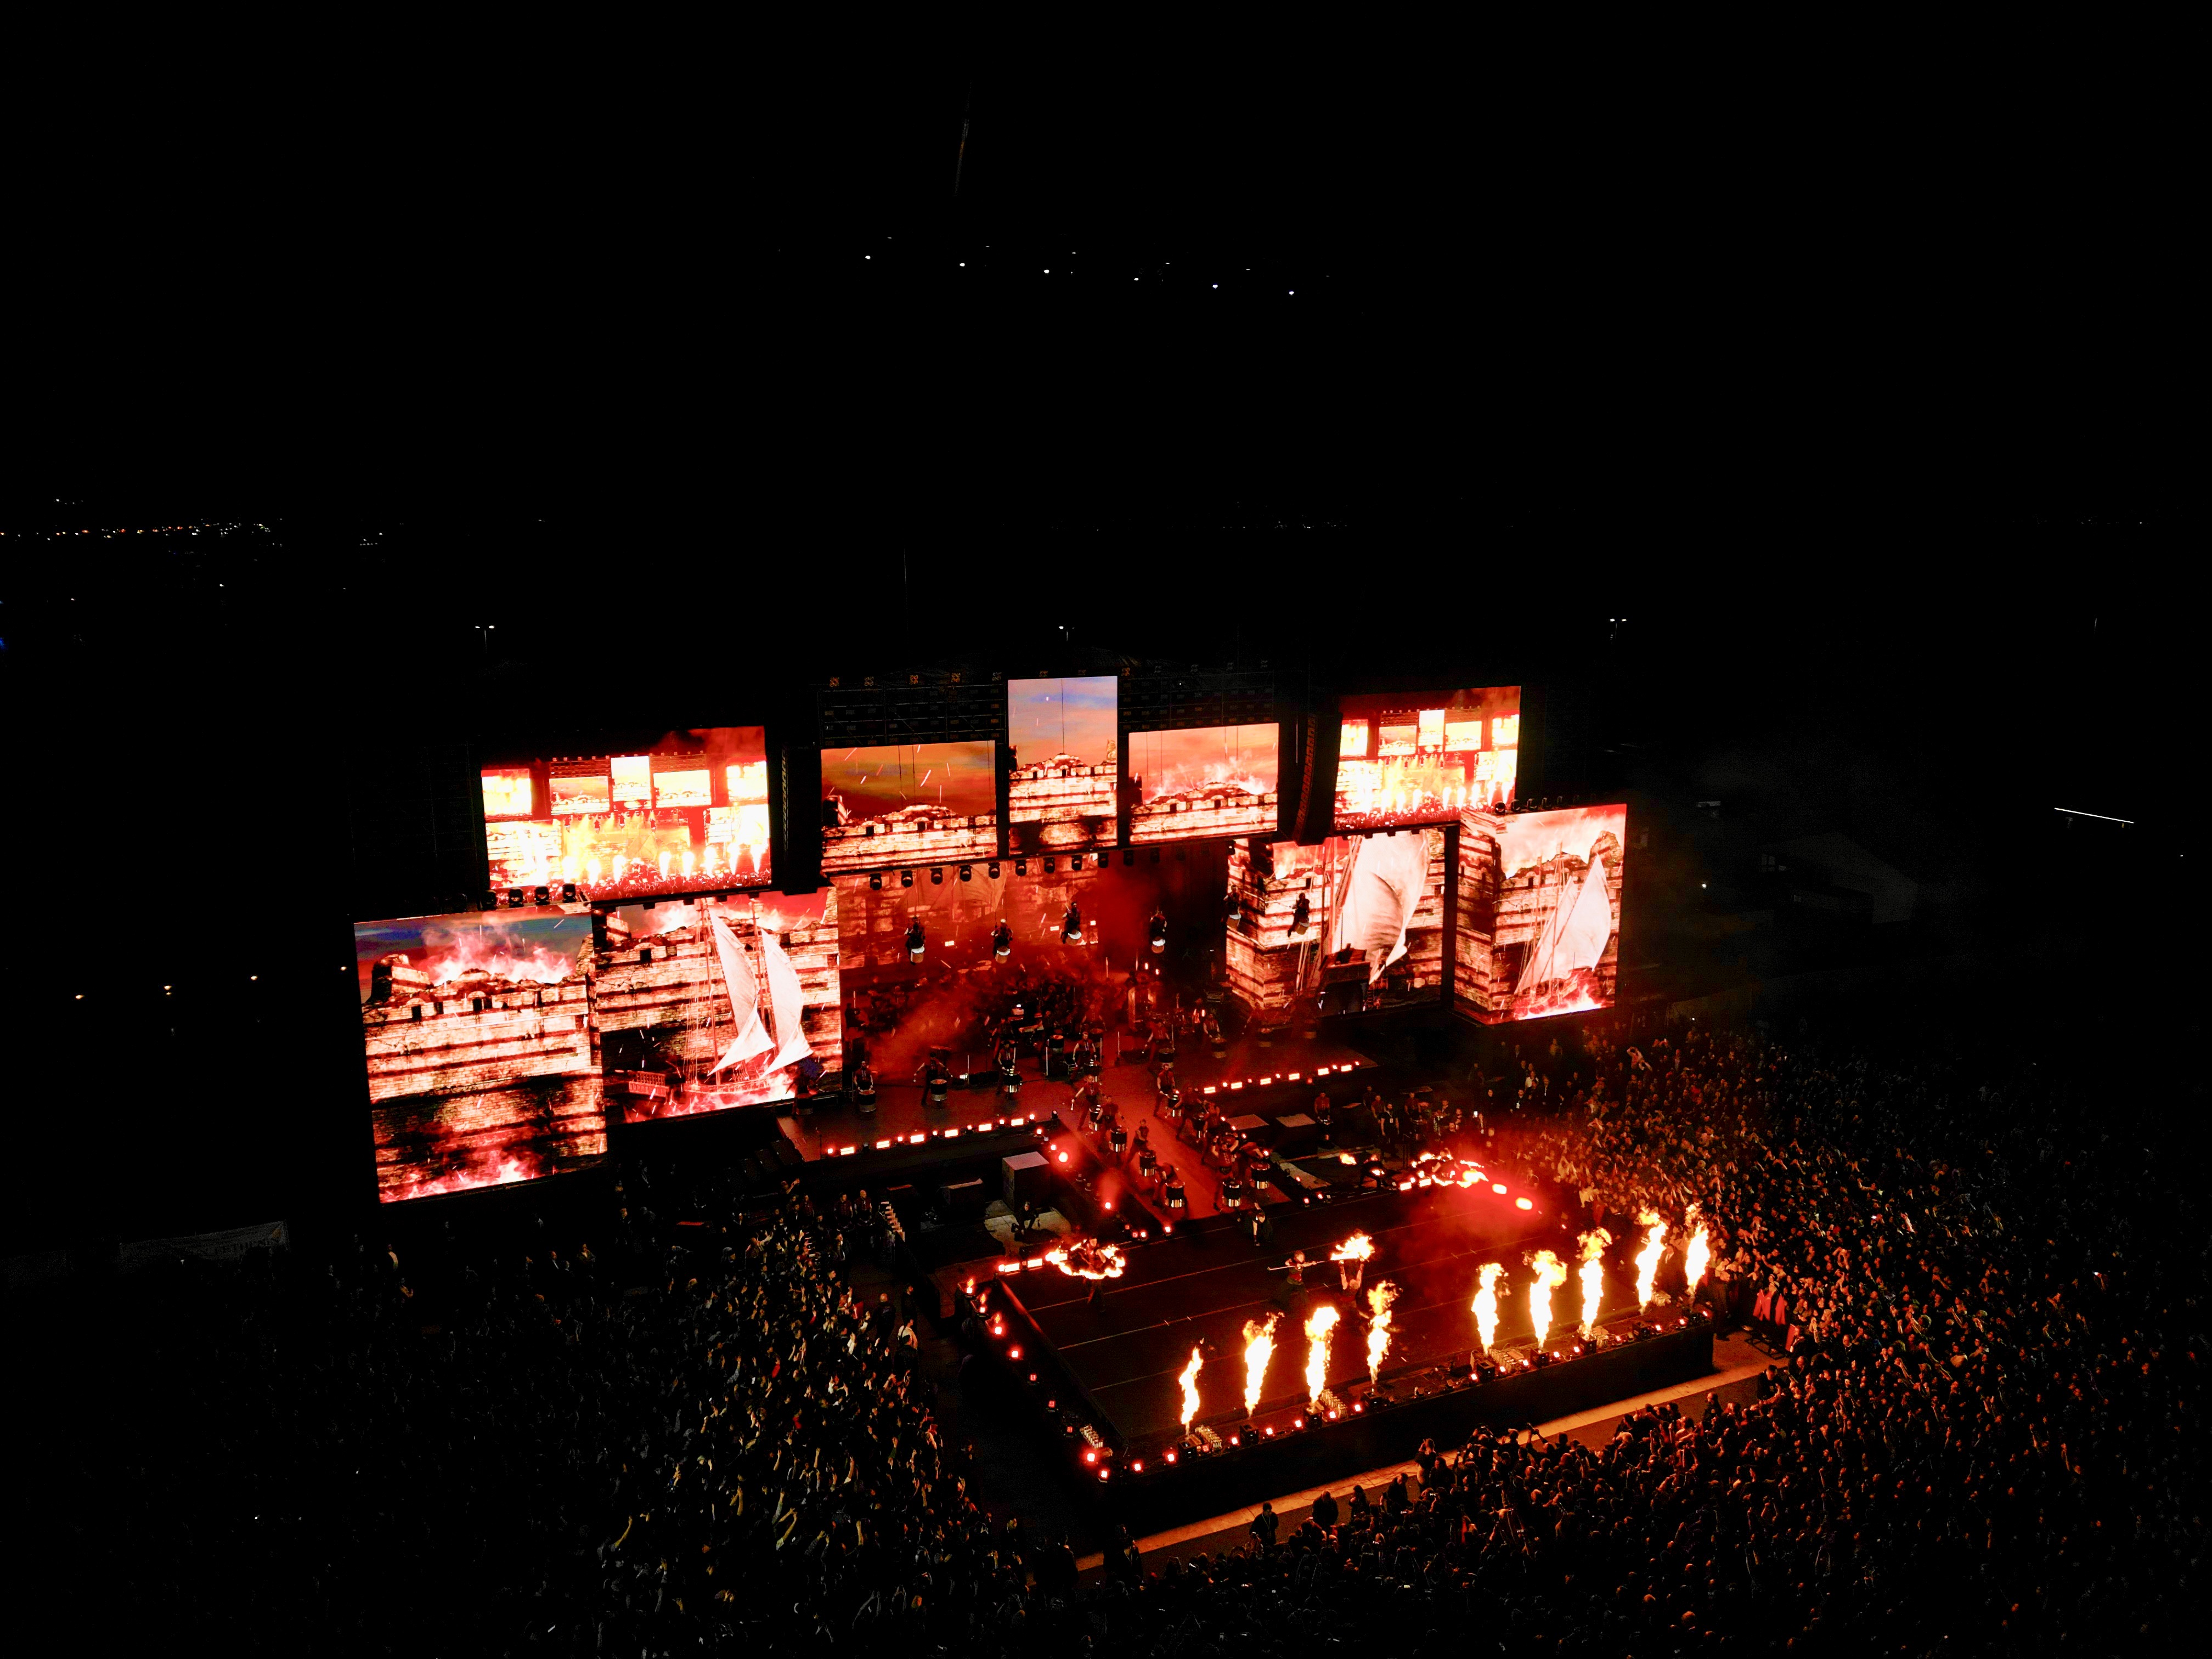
1148 910 1167 955
560 883 578 903
1062 902 1084 944
1291 894 1312 937
870 873 883 890
932 867 944 884
993 921 1013 959
1015 858 1028 876
906 919 927 962
508 888 526 907
1045 857 1057 873
959 865 972 882
988 862 1001 879
533 885 550 906
901 870 915 888
480 893 500 911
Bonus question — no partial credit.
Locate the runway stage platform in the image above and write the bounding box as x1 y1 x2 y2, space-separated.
975 1173 1718 1531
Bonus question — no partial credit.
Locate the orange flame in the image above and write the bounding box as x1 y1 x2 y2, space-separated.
1528 1250 1568 1350
1578 1229 1612 1338
1242 1314 1279 1415
1049 1240 1127 1280
1178 1345 1203 1429
1683 1206 1710 1299
1471 1262 1505 1355
1302 1303 1340 1406
1330 1233 1375 1263
1364 1282 1397 1384
1634 1210 1667 1312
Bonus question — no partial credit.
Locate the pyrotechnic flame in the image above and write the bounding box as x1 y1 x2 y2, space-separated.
1528 1250 1568 1350
1635 1209 1667 1312
1302 1303 1340 1407
1330 1233 1375 1263
1364 1282 1397 1384
1049 1240 1126 1280
1471 1262 1505 1355
1178 1345 1203 1429
1683 1206 1710 1299
1578 1229 1612 1338
1242 1314 1279 1415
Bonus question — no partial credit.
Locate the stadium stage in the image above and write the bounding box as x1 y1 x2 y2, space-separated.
972 1169 1717 1531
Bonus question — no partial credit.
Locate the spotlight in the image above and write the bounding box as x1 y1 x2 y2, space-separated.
1291 894 1311 936
560 883 578 902
1069 853 1082 871
901 870 914 888
1148 910 1167 955
1045 857 1056 873
533 885 550 906
1149 848 1160 864
906 920 926 962
870 873 882 891
932 867 944 884
1016 858 1028 876
959 865 972 882
1062 902 1083 944
992 921 1013 959
1124 849 1136 866
480 893 500 911
988 862 1001 879
507 888 525 907
1224 892 1242 925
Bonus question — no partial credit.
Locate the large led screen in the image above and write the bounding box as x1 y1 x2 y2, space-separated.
1007 676 1118 854
1454 803 1624 1024
481 727 770 902
595 889 842 1121
1126 723 1278 844
819 741 997 874
1226 828 1447 1019
835 853 1206 1080
1335 686 1519 831
356 909 606 1203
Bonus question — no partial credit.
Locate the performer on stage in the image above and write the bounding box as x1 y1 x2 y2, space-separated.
997 1036 1022 1102
849 1058 878 1113
1108 1114 1130 1165
916 1054 951 1109
1162 1164 1185 1213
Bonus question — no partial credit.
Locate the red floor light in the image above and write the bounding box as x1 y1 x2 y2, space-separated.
1165 1450 1178 1463
1131 1459 1143 1472
1516 1197 1533 1210
1352 1402 1364 1413
1008 1346 1022 1359
1492 1182 1508 1194
1084 1451 1096 1463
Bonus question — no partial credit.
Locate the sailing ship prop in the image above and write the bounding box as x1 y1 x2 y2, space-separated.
593 897 842 1120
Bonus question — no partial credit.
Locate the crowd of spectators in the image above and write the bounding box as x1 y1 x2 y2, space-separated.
26 1014 2204 1654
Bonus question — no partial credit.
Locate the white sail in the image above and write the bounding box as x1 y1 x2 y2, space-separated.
1516 851 1613 992
760 929 815 1071
1330 831 1430 984
709 911 774 1073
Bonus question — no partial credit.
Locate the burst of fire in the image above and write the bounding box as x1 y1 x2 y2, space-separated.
1302 1303 1340 1407
1683 1206 1710 1299
1242 1314 1279 1415
1364 1282 1397 1384
1178 1345 1204 1429
1527 1250 1568 1350
1578 1229 1612 1338
1634 1209 1667 1312
1048 1240 1126 1280
1471 1261 1505 1355
1330 1233 1375 1263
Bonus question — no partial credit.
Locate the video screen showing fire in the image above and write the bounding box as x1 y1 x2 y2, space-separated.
836 855 1200 1085
1125 723 1278 844
481 727 770 902
355 909 607 1204
819 741 997 874
1454 803 1625 1024
595 890 842 1122
1006 676 1118 854
1334 686 1519 831
1226 828 1449 1022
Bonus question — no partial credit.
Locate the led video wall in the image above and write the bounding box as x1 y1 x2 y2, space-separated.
836 854 1198 1080
482 727 770 902
1125 723 1278 844
1007 676 1118 854
356 909 607 1203
1454 803 1625 1024
1226 828 1448 1019
595 889 841 1121
1335 686 1518 831
820 741 997 874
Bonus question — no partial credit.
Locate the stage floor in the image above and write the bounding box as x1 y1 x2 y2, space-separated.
1007 1176 1593 1453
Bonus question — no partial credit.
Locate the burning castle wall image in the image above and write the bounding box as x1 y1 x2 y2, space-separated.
1454 804 1626 1024
820 741 997 874
593 893 842 1120
1127 724 1278 845
357 910 606 1204
1008 676 1118 852
1224 830 1446 1018
1335 686 1519 831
